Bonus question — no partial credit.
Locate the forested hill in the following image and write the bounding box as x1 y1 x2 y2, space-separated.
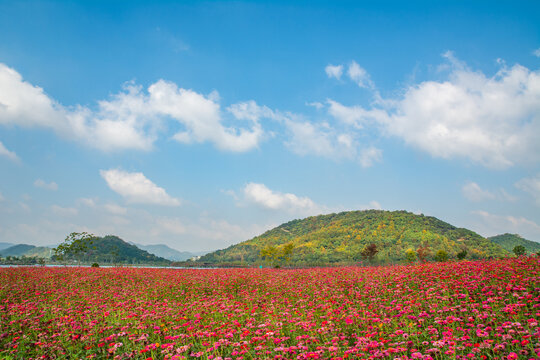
488 233 540 254
53 235 171 265
198 210 509 265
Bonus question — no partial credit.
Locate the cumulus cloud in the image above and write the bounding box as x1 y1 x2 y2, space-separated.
359 147 382 168
327 54 540 168
534 48 540 58
243 182 321 215
155 217 187 235
284 120 356 160
100 169 180 206
306 101 324 110
462 182 495 202
0 141 19 162
34 179 58 191
348 61 374 89
77 198 96 207
0 63 263 153
515 173 540 206
325 64 344 80
462 181 517 202
471 210 540 239
104 203 128 215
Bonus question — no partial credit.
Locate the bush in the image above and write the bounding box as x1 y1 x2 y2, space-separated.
434 250 448 262
457 249 467 260
405 249 416 263
513 245 526 257
91 263 100 268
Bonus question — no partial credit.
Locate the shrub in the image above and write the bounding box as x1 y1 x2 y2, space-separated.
512 245 526 257
405 249 416 263
434 250 448 262
91 263 100 268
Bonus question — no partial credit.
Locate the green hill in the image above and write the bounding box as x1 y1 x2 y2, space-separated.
198 210 509 266
53 235 171 265
0 244 52 258
488 233 540 254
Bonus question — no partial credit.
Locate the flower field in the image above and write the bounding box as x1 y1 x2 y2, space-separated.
1 258 539 360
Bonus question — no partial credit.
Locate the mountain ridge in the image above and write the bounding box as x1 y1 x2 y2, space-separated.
198 210 509 265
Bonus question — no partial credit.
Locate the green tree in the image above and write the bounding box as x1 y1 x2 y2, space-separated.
260 245 278 267
260 243 295 268
416 245 430 263
434 250 448 262
405 249 416 263
361 243 378 263
54 232 96 265
282 242 295 265
457 249 467 260
513 245 526 257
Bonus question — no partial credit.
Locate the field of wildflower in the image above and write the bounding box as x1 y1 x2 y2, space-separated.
0 258 538 360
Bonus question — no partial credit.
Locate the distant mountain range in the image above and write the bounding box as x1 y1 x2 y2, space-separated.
198 210 522 266
0 242 15 251
0 237 201 263
0 244 52 258
129 242 205 261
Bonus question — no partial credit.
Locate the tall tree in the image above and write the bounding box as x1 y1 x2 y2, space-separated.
54 232 96 265
361 243 378 262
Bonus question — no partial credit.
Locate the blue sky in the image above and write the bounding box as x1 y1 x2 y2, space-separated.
0 1 539 251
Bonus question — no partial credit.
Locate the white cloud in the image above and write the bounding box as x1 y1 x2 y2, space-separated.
34 179 58 191
243 182 321 215
462 182 518 203
325 64 344 80
284 117 383 167
471 210 540 240
77 198 96 207
462 182 495 202
534 48 540 58
0 63 264 153
515 173 540 206
155 217 187 235
348 61 374 89
357 200 382 210
328 54 540 168
51 205 78 217
19 202 31 212
104 203 128 215
152 216 274 247
306 101 324 110
0 64 64 129
359 146 382 168
150 81 263 152
100 169 180 206
284 120 356 160
0 141 19 162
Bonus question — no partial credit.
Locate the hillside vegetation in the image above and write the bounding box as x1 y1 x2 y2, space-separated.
198 210 509 265
53 235 170 265
488 233 540 254
0 244 52 258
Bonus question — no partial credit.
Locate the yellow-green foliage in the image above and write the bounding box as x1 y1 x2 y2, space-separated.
198 210 509 265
